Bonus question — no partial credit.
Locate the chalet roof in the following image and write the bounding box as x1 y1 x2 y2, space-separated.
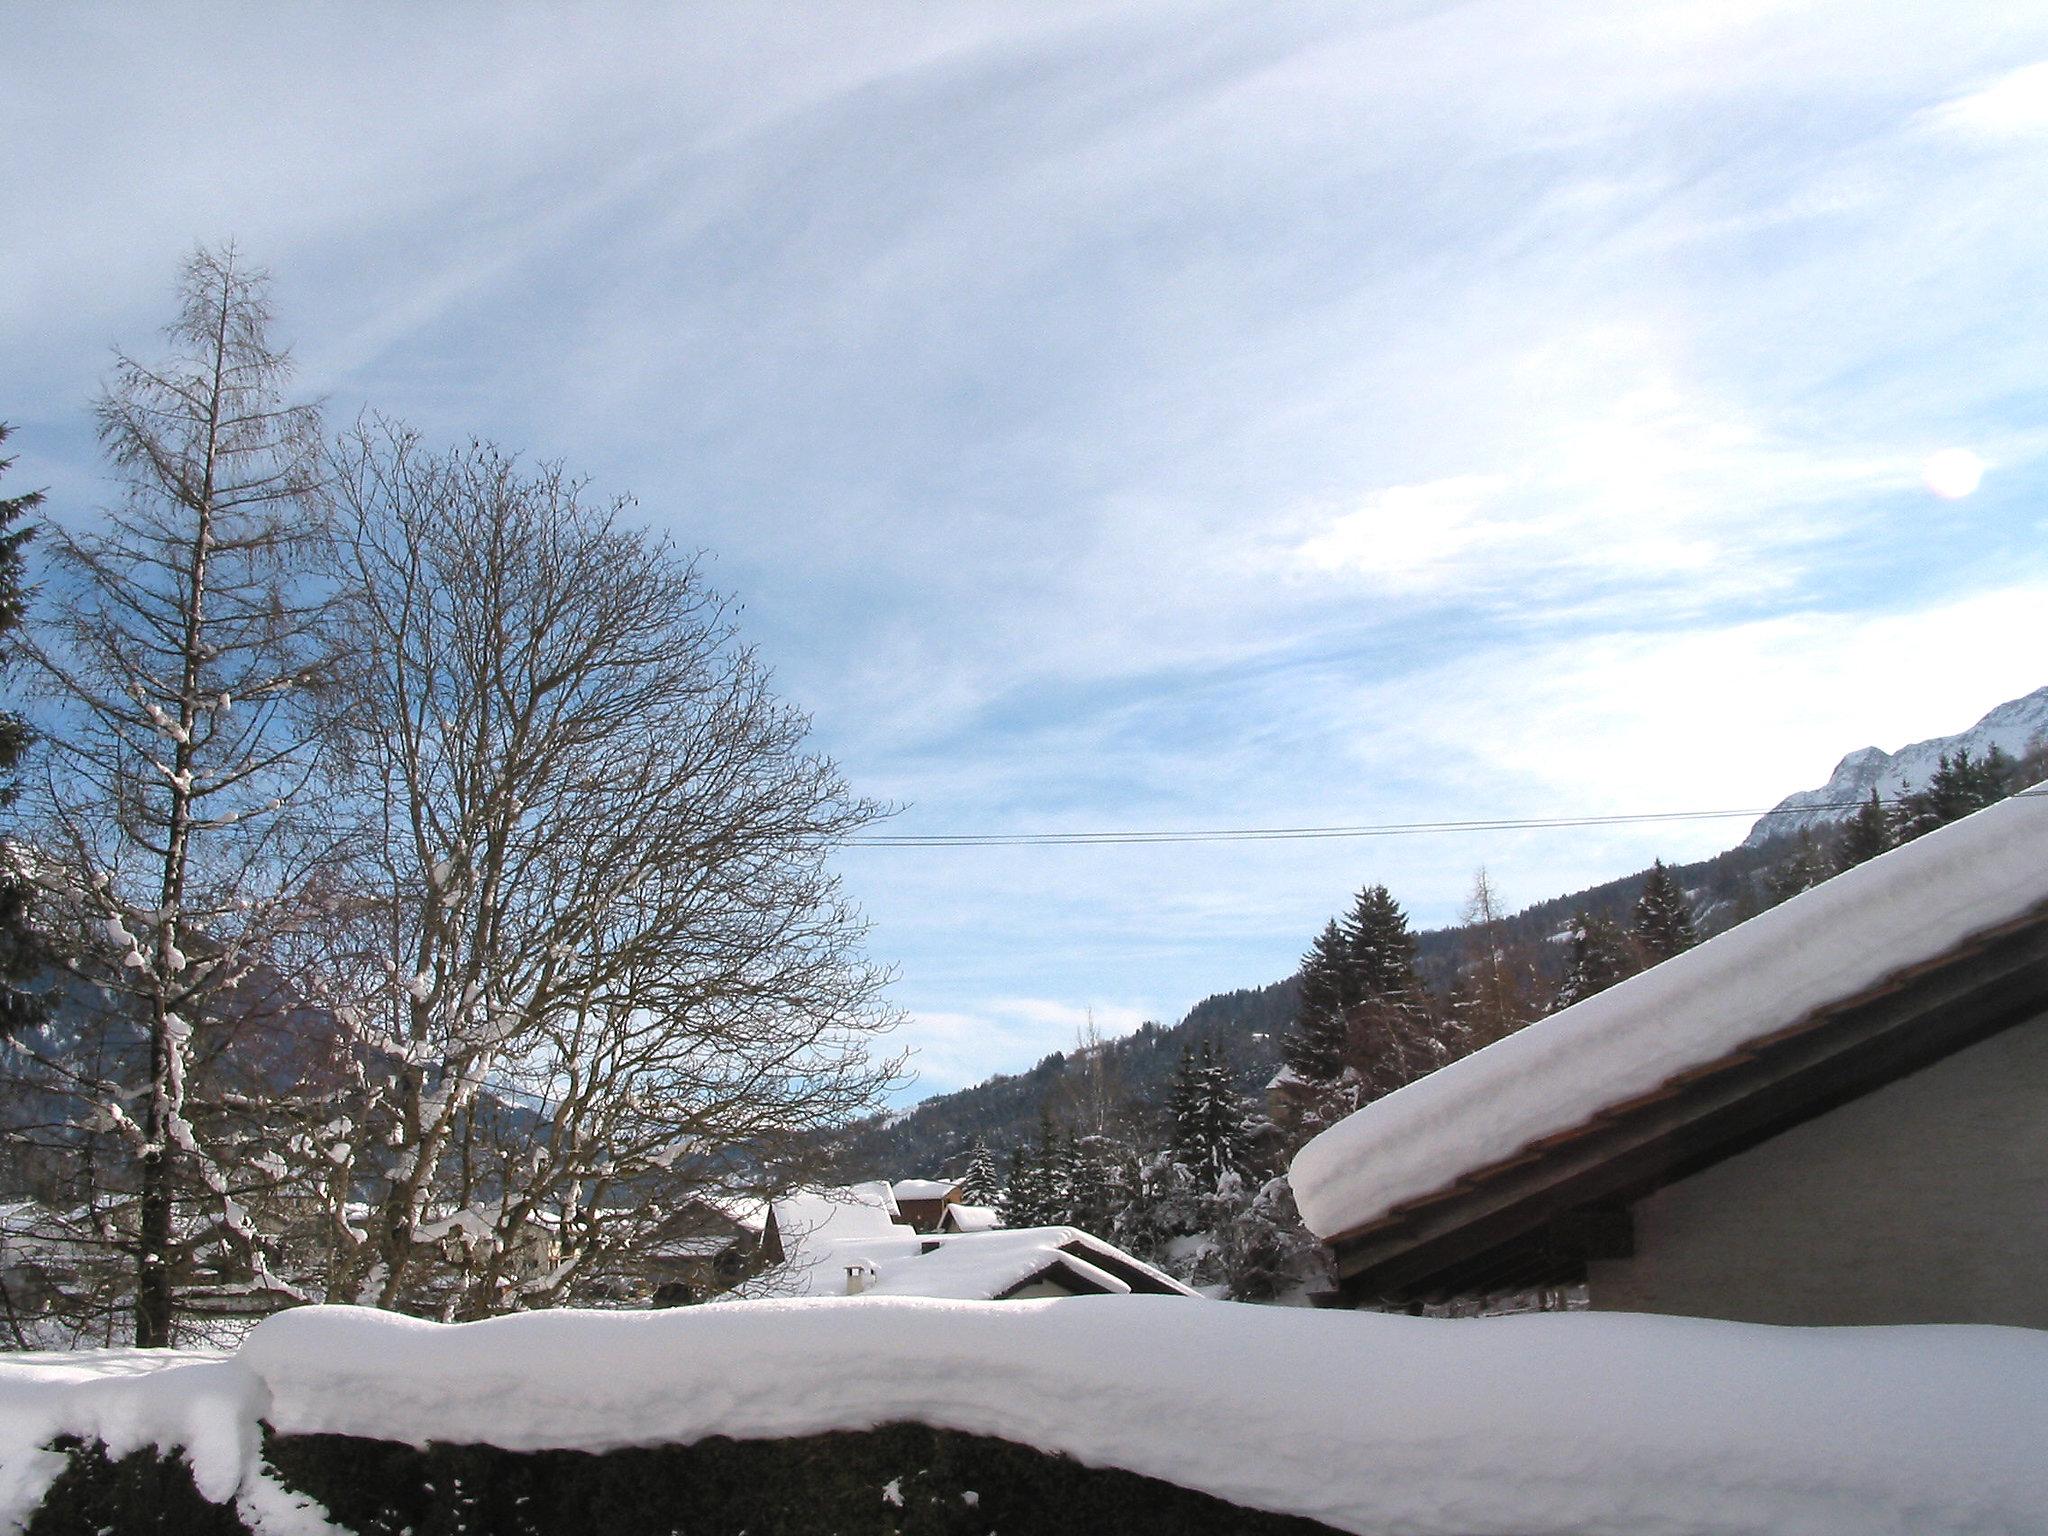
1290 786 2048 1298
939 1203 1001 1233
768 1182 902 1249
760 1224 1198 1301
889 1178 962 1202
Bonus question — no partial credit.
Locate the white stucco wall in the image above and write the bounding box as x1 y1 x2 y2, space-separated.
1586 1012 2048 1327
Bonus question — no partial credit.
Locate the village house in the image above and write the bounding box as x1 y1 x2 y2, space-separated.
644 1197 768 1307
1290 786 2048 1327
889 1177 964 1233
753 1182 1188 1301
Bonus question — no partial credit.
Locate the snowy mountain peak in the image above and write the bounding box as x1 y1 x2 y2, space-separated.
1745 685 2048 847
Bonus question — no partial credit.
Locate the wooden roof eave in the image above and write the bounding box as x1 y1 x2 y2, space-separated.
1324 906 2048 1302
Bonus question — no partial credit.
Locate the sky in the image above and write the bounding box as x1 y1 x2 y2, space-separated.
7 2 2047 1099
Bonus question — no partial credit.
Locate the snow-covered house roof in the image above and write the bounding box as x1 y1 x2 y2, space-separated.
937 1202 1000 1233
1291 785 2048 1301
758 1225 1197 1301
760 1182 904 1271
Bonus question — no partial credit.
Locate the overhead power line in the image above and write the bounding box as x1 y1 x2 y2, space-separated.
845 797 1898 849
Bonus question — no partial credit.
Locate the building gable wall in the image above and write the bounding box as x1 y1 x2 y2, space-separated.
1586 1011 2048 1326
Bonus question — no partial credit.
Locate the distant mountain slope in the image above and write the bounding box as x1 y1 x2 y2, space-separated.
1744 686 2048 847
836 981 1294 1179
847 684 2048 1184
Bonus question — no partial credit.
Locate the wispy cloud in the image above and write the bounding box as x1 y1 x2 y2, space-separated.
1915 60 2048 141
10 3 2048 1104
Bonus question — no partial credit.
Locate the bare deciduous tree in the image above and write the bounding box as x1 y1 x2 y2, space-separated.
320 422 903 1316
22 245 336 1346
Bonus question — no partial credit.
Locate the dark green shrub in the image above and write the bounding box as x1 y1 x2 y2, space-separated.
28 1424 1346 1535
26 1437 247 1536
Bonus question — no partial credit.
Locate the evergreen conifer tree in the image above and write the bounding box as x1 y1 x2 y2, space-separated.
1338 885 1442 1102
1340 884 1422 1000
998 1143 1042 1228
959 1136 1001 1207
1895 748 2010 843
1629 860 1699 965
1836 789 1892 870
1280 920 1349 1084
1551 911 1637 1012
1764 829 1832 904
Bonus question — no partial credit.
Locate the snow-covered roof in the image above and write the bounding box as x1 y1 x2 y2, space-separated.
759 1225 1197 1301
889 1178 961 1202
1293 785 2048 1242
769 1182 901 1249
862 1232 1128 1301
10 1302 2042 1533
938 1202 1000 1232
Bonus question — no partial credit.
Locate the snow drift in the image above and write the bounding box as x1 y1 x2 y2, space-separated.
5 1299 2047 1535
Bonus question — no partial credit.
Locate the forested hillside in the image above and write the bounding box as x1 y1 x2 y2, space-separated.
841 721 2048 1186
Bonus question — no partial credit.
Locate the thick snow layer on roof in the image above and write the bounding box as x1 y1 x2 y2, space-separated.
862 1233 1125 1300
7 1304 2045 1535
770 1182 900 1247
759 1225 1195 1301
940 1201 1000 1232
889 1178 960 1201
1292 786 2048 1241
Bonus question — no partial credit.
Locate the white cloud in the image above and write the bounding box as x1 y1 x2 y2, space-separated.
1916 61 2048 141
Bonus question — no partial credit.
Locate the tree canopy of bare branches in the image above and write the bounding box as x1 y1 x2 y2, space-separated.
319 422 903 1316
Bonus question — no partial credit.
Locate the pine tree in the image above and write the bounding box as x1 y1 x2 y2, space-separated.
1551 911 1637 1012
1338 885 1441 1101
1764 829 1832 904
1281 920 1349 1084
959 1136 1001 1208
0 424 44 1034
1630 860 1699 965
1836 789 1892 870
998 1143 1042 1229
1340 884 1422 1000
1166 1043 1252 1183
1066 1132 1121 1234
1895 748 2010 843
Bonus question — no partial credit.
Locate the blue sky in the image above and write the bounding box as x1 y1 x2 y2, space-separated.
8 3 2048 1097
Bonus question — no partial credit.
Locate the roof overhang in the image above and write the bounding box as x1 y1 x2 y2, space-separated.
1323 901 2048 1307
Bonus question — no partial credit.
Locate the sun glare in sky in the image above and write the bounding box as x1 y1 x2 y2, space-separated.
1923 447 1986 500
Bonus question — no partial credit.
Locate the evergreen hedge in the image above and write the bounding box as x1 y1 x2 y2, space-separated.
28 1422 1349 1536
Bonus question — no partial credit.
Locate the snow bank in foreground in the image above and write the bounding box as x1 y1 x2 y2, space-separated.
1293 786 2048 1242
6 1300 2047 1536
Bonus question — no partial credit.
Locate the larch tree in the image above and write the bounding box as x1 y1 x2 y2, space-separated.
1448 867 1534 1051
0 424 45 1034
318 421 902 1317
24 247 336 1346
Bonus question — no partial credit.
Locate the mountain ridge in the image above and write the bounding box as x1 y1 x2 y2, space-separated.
1744 686 2048 847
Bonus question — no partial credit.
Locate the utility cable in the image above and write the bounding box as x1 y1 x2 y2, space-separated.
845 796 1903 848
